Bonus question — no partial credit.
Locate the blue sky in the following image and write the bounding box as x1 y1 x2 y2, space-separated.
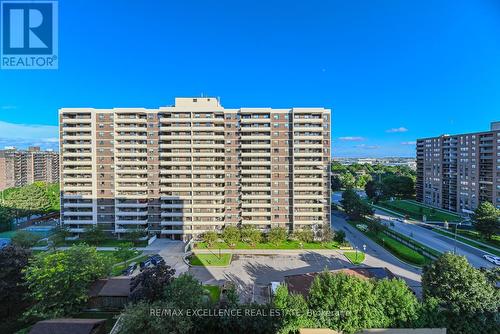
1 0 499 157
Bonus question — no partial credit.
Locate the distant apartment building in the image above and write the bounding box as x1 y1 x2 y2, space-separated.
416 122 500 214
59 97 331 240
0 147 60 190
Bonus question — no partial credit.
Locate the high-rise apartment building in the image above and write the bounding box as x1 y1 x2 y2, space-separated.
416 122 500 214
0 147 60 190
59 97 331 240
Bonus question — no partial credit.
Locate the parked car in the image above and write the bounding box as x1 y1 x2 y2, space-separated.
140 255 165 271
139 259 152 271
122 262 137 276
483 254 500 266
395 217 406 223
151 255 165 266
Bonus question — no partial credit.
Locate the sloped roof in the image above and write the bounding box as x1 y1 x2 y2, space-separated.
285 267 395 297
29 318 106 334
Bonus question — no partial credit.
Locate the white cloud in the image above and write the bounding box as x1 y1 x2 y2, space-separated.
0 121 58 150
338 136 365 141
401 141 416 145
386 127 408 133
356 144 380 150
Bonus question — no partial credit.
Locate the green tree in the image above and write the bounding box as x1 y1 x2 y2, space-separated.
381 175 415 199
202 230 219 247
320 224 334 243
0 245 31 323
0 206 14 232
130 263 175 302
48 225 71 249
373 278 419 328
307 272 384 333
294 228 314 243
356 174 372 189
473 202 500 240
333 229 346 244
83 225 107 246
367 218 385 235
341 188 373 220
339 172 356 189
274 284 316 334
127 229 147 243
422 253 500 333
222 225 240 247
331 175 343 191
4 183 52 219
241 226 262 246
23 244 112 318
119 301 174 334
114 242 136 265
11 230 42 248
164 273 210 310
364 180 381 201
268 227 287 246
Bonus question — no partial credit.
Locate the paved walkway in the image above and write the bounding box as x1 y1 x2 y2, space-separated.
153 240 189 277
193 248 351 255
332 211 422 293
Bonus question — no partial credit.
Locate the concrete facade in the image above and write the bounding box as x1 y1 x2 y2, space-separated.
416 122 500 213
59 97 331 240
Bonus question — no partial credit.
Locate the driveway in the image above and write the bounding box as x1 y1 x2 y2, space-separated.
332 211 422 294
149 239 189 277
190 252 354 303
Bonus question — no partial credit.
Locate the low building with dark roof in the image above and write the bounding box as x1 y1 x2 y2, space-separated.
88 277 132 310
29 318 107 334
284 267 396 297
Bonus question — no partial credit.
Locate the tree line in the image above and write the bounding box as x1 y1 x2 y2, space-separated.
0 182 60 232
1 242 498 333
331 162 416 196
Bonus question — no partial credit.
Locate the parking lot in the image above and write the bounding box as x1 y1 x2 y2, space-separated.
190 252 352 303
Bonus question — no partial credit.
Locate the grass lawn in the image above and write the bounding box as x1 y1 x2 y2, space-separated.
344 251 365 264
204 285 221 302
349 220 428 266
456 229 500 249
433 228 500 257
377 234 427 266
195 240 339 250
378 200 461 222
64 238 148 247
190 253 232 266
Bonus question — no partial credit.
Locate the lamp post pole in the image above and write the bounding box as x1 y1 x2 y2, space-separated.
453 221 463 254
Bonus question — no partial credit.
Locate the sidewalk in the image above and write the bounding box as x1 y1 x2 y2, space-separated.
32 246 157 252
192 248 352 255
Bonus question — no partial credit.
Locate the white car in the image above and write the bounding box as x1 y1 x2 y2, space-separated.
483 254 500 266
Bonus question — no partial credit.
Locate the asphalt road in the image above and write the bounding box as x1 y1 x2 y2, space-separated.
374 210 495 268
331 211 422 293
332 191 496 269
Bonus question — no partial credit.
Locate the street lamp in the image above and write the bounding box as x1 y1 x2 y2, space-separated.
453 220 466 254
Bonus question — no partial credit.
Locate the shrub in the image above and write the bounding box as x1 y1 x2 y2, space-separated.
222 226 240 247
268 227 288 246
202 231 218 247
333 230 346 244
11 230 41 248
